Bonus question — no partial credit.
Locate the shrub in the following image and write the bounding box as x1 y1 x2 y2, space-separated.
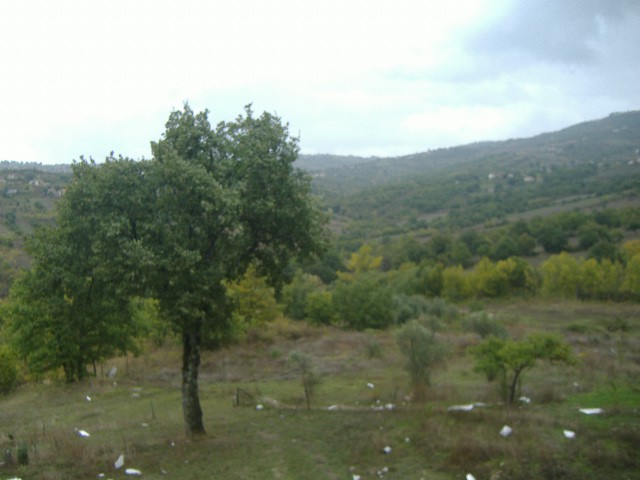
396 320 446 400
288 351 322 410
17 442 29 465
462 311 507 339
304 291 336 325
332 272 395 330
0 346 18 394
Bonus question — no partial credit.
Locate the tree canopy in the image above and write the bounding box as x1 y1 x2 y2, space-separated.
8 104 326 435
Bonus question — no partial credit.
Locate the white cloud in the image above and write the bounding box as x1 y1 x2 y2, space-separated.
0 0 638 163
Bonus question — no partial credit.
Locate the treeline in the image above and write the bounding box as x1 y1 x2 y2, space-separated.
284 239 640 330
333 206 640 269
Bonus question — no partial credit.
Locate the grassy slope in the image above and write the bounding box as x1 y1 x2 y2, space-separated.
1 301 639 480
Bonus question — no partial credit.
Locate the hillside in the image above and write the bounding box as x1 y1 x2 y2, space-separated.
307 111 640 241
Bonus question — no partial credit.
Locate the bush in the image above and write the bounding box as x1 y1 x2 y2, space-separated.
304 291 336 325
0 347 18 394
332 272 395 330
462 311 507 339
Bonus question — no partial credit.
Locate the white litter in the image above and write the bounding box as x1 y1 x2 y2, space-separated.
328 405 338 411
256 404 264 411
384 403 395 410
563 430 576 439
353 475 361 480
86 396 92 402
115 454 125 469
383 445 392 454
141 423 149 427
405 437 411 443
466 474 476 480
367 383 375 389
579 408 603 415
125 468 142 476
98 474 105 478
519 396 531 404
448 404 474 412
77 429 90 437
499 425 513 437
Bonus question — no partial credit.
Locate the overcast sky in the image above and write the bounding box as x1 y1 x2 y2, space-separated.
1 0 639 164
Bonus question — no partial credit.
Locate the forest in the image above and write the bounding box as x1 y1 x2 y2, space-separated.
0 109 639 479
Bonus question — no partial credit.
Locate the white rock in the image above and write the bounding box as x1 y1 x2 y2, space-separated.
405 436 410 443
367 383 375 389
125 468 142 475
383 445 392 454
563 430 576 439
579 408 603 415
499 425 512 437
115 454 125 469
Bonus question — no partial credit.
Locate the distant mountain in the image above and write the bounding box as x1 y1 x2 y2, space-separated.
307 111 640 196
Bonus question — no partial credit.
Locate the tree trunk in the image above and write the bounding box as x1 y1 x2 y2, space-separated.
508 368 523 405
182 326 206 436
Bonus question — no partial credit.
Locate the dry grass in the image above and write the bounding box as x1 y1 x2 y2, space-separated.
1 299 639 479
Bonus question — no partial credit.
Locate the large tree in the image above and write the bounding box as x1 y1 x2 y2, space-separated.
32 104 325 435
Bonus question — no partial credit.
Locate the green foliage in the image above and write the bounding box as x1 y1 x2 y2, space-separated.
304 290 336 325
0 345 18 394
225 264 281 329
473 333 573 404
282 272 324 320
396 320 446 399
17 442 29 465
462 311 507 339
7 225 145 382
540 253 580 298
332 272 395 329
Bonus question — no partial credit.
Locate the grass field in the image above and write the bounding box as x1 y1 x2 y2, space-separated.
1 300 639 480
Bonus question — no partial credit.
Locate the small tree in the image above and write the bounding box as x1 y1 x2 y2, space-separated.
396 319 446 400
473 333 573 404
288 351 321 410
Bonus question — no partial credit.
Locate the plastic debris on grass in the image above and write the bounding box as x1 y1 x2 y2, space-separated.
466 474 476 480
499 425 512 437
125 468 142 475
76 429 90 437
255 404 264 411
563 430 576 439
383 446 392 454
519 396 531 404
115 454 125 469
579 407 603 415
448 404 475 412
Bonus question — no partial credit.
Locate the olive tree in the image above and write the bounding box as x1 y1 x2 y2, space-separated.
473 333 573 404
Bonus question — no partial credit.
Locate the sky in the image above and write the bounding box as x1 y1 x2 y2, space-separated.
1 0 639 164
